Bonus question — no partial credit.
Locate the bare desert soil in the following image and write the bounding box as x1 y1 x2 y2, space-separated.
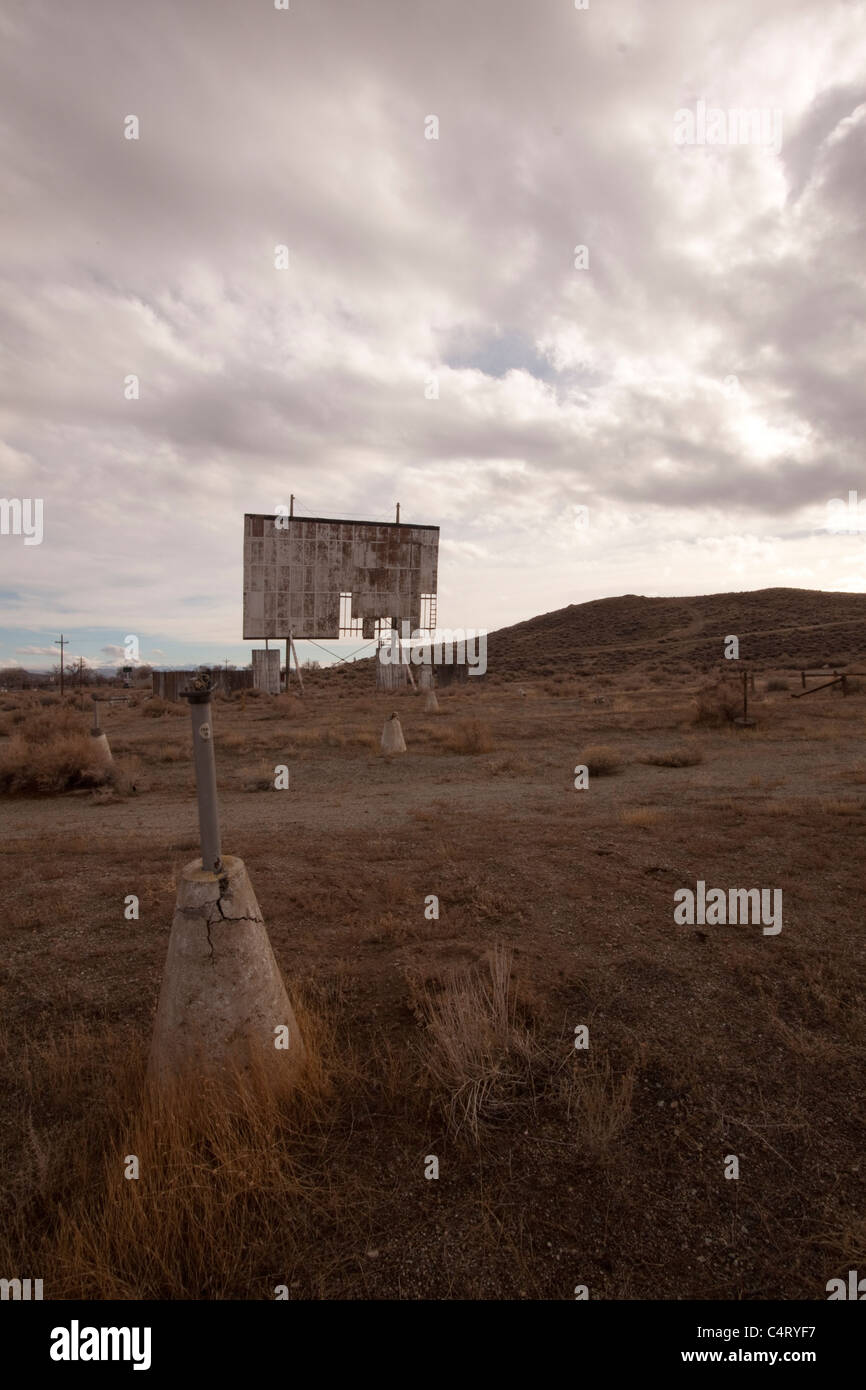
1 674 865 1299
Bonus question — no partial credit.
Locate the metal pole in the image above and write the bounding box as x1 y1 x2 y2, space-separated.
395 502 400 524
182 676 222 875
290 630 305 696
743 670 748 722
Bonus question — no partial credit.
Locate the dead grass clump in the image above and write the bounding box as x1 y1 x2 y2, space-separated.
265 694 301 719
219 731 250 753
440 718 494 755
639 743 703 767
553 1054 636 1159
579 744 623 776
766 678 790 692
0 996 356 1299
0 732 112 795
14 707 83 741
414 947 538 1140
692 682 741 726
142 697 185 718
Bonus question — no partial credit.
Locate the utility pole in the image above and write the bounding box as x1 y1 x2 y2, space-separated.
395 502 400 524
55 634 66 696
290 494 294 518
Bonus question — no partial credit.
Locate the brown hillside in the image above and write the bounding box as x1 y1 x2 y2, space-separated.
483 588 866 679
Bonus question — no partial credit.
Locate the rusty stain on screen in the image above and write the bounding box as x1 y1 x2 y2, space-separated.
243 515 439 640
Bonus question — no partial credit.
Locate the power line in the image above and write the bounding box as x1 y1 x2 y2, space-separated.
303 638 378 664
290 497 406 523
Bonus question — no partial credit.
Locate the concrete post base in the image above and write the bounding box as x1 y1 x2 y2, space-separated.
148 855 306 1090
89 730 113 765
423 691 439 714
381 713 407 753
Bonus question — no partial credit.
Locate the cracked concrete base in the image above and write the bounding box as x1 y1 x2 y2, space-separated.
148 855 307 1089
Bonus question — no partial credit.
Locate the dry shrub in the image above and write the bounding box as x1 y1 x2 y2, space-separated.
0 732 112 795
14 707 83 741
580 744 623 776
639 743 703 767
767 678 790 692
142 697 185 719
441 718 494 755
554 1054 636 1158
692 682 741 726
266 694 301 719
414 947 538 1139
219 731 250 753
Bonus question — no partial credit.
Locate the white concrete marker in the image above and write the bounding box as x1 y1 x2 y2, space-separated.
148 854 307 1088
423 690 439 714
90 699 113 765
381 712 407 754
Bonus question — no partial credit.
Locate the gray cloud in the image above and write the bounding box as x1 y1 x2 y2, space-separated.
1 0 865 640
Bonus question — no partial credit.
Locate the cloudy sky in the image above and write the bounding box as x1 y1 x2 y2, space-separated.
1 0 865 670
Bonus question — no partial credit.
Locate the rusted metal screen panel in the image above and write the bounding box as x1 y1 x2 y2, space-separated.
243 515 439 640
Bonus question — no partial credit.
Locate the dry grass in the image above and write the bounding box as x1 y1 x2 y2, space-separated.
620 806 663 827
490 752 533 775
3 668 865 1298
413 947 538 1140
692 682 743 726
554 1054 637 1159
0 997 358 1300
639 743 703 767
142 697 185 719
0 731 112 795
579 744 623 776
439 718 495 756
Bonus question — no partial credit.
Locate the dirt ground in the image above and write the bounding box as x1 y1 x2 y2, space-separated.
1 674 864 1299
